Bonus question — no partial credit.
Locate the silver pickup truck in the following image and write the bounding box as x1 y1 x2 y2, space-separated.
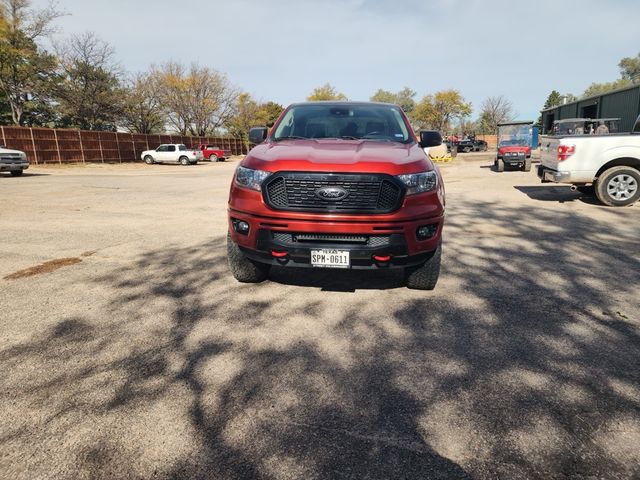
0 146 29 176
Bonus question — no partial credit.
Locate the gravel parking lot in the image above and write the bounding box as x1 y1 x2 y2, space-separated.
1 156 639 479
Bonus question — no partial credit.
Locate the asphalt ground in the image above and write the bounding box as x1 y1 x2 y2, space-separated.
1 155 639 479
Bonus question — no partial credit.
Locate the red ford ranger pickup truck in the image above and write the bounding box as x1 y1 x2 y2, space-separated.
227 101 445 290
197 144 230 162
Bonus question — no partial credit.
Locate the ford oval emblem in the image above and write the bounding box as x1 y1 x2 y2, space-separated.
315 186 349 201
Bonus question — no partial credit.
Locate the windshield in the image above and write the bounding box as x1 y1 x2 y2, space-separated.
272 104 412 143
498 124 531 147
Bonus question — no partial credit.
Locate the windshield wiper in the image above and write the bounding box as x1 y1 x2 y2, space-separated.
274 136 308 141
361 136 394 142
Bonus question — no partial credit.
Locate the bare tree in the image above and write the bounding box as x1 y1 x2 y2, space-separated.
477 95 514 134
149 62 189 134
152 62 239 136
121 73 165 134
186 65 239 136
1 0 63 38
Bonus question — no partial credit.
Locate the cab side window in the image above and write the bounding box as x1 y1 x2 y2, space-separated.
156 145 168 152
167 145 176 152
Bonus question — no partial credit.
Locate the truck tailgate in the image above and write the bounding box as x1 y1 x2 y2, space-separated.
539 136 560 170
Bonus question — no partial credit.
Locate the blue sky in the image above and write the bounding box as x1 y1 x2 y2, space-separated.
35 0 640 121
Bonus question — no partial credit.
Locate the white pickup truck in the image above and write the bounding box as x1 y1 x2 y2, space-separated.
141 144 203 165
0 145 29 176
538 115 640 206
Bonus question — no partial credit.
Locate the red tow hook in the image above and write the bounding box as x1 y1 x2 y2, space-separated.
372 254 392 263
271 250 288 258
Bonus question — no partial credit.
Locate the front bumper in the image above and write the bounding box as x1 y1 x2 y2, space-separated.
0 162 29 171
499 154 526 166
239 230 437 269
537 165 571 183
228 209 444 269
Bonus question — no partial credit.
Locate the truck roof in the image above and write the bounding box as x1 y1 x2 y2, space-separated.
289 101 397 108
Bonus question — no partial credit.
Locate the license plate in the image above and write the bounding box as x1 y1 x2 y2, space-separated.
310 249 350 268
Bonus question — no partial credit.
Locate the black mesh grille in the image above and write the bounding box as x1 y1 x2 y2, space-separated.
263 172 404 213
295 233 368 244
378 181 400 209
270 231 391 247
267 177 287 206
272 232 292 244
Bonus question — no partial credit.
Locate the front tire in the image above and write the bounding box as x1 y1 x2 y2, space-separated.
10 170 23 176
209 154 219 162
144 155 154 165
179 156 189 166
496 159 504 172
227 233 271 283
595 166 640 207
405 243 441 291
523 158 532 172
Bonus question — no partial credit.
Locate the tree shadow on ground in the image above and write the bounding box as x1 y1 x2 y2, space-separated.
1 197 639 479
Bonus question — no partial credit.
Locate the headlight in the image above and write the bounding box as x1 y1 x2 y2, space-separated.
396 171 437 195
235 166 271 191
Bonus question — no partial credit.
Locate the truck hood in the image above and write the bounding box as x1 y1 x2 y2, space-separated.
0 148 26 156
242 139 431 175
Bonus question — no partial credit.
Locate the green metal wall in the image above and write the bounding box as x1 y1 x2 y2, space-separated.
599 87 640 132
559 103 578 119
577 98 599 117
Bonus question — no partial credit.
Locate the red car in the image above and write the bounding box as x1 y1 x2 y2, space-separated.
227 102 445 290
197 144 230 162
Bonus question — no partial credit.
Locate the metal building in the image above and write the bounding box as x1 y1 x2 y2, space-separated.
540 84 640 134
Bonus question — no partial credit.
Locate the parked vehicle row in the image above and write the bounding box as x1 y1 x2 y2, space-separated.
141 144 204 165
141 144 233 165
3 141 234 176
226 101 640 292
457 139 488 153
444 138 488 153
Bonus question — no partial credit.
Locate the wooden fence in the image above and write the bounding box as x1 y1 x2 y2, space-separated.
0 126 247 165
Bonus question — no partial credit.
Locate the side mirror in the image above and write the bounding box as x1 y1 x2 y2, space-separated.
249 127 268 145
419 130 442 148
